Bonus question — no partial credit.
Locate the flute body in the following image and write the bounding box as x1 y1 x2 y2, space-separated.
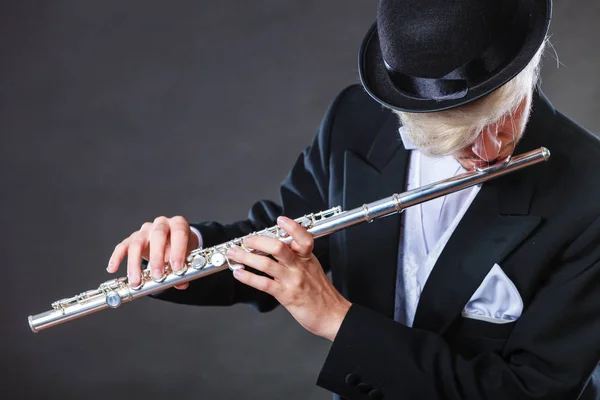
28 147 550 333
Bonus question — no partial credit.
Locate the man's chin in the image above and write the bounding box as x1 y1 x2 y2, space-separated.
471 160 494 169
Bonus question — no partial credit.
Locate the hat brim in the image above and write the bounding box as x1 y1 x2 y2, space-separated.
358 0 552 113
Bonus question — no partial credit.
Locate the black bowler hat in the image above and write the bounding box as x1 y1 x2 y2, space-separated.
358 0 552 113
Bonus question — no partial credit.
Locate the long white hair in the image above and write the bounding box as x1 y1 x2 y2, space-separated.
393 40 548 157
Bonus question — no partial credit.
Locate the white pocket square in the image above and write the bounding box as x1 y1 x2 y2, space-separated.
462 263 523 323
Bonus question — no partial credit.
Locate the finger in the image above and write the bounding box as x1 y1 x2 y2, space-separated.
107 237 131 273
127 224 151 286
164 242 172 263
168 241 188 289
242 235 297 266
226 247 289 281
149 217 170 279
169 216 190 271
277 216 314 257
232 268 282 297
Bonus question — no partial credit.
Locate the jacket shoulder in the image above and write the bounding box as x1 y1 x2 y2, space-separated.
323 84 396 157
549 109 600 187
328 84 383 114
532 103 600 224
556 110 600 158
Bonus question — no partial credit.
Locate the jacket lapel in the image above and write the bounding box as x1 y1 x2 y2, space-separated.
411 179 542 333
412 90 552 334
341 116 409 318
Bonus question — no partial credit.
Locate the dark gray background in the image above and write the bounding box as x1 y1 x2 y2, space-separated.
1 1 598 399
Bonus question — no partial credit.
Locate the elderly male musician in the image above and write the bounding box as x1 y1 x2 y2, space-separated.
107 0 600 398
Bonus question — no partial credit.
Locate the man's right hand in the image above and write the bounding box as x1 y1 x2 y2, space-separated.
106 216 199 290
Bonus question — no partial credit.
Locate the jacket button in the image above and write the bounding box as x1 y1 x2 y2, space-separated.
357 383 372 393
345 373 360 386
369 389 384 399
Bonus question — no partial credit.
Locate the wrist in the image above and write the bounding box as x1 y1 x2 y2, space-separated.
323 299 352 342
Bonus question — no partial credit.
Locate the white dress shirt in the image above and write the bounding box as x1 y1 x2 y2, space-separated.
394 127 481 327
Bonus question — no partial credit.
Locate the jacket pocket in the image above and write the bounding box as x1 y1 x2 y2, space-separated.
453 314 516 340
445 316 517 358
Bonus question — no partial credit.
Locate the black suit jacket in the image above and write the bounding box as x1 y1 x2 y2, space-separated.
154 85 600 399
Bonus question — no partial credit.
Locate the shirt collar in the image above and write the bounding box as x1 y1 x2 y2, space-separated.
398 126 417 150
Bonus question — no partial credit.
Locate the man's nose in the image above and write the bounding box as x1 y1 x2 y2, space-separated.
471 128 502 161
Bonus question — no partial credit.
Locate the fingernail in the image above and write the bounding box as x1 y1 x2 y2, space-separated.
152 269 163 279
106 261 113 272
227 248 237 257
172 260 182 271
233 269 244 278
277 216 289 226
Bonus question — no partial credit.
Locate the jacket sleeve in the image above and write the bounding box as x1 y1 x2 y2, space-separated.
317 213 600 399
150 86 358 312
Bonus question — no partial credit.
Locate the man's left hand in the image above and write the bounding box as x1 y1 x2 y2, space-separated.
226 216 351 341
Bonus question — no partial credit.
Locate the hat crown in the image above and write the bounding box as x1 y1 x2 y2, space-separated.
378 0 520 78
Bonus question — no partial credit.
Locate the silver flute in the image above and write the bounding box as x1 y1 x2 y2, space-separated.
28 147 551 333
